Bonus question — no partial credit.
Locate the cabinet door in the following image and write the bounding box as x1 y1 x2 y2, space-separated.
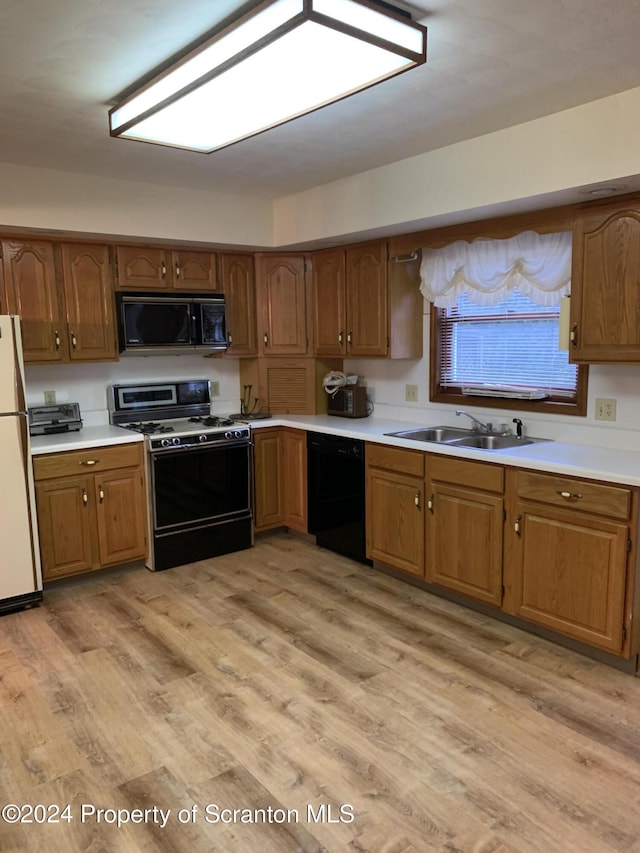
172 250 218 291
2 240 66 362
220 253 257 355
509 503 628 653
35 476 96 580
61 244 118 361
94 468 146 566
282 428 307 532
257 255 308 355
115 246 169 289
313 249 346 356
253 429 284 531
426 483 503 606
571 209 640 361
366 467 424 577
346 242 388 357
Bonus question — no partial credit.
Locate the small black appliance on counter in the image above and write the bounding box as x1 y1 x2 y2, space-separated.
28 403 83 435
326 385 369 418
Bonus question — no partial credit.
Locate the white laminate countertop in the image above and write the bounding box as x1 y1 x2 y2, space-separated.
28 414 640 488
246 414 640 488
30 425 144 455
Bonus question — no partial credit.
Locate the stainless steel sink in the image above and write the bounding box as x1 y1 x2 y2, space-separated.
385 425 473 443
384 425 550 451
448 434 539 450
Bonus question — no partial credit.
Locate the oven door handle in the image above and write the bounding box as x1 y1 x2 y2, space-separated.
150 439 252 454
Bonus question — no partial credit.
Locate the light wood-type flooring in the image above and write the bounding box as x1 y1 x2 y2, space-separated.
1 532 640 852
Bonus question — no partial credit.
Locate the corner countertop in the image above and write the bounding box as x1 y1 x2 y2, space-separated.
28 414 640 488
245 414 640 488
30 425 144 455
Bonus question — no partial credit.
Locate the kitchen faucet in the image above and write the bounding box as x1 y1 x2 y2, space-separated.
455 409 494 433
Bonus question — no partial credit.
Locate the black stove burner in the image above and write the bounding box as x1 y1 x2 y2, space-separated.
127 421 175 435
188 416 235 428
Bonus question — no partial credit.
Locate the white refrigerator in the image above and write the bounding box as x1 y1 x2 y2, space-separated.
0 315 43 612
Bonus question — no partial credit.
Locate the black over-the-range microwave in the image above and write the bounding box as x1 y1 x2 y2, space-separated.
117 292 228 355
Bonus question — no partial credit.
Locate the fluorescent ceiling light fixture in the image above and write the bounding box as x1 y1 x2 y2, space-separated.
109 0 427 153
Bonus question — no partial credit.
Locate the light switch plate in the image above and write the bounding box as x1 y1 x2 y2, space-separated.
44 390 56 406
211 381 220 397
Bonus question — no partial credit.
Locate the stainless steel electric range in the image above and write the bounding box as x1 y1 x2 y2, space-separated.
108 379 252 571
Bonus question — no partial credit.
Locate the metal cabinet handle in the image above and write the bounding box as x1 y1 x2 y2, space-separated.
414 491 421 509
98 485 104 503
347 330 352 344
70 331 77 350
338 330 344 344
175 265 181 278
80 459 99 466
227 332 233 344
54 330 61 350
556 489 583 501
514 514 522 537
82 487 88 505
263 332 269 346
570 324 578 349
427 494 434 513
161 262 167 279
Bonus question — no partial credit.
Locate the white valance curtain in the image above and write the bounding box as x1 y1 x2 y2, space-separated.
419 230 572 308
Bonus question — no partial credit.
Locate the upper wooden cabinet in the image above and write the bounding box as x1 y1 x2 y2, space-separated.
313 248 347 357
220 253 257 356
1 240 117 364
256 254 309 356
1 240 65 362
60 244 117 361
570 206 640 362
115 246 218 292
312 242 423 359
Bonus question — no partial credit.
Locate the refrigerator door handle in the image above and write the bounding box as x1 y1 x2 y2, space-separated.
11 317 28 415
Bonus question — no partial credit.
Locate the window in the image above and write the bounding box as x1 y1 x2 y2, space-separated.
422 230 588 416
431 290 588 415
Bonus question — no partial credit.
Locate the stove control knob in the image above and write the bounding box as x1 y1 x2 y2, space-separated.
224 430 233 439
172 437 181 446
198 434 207 443
161 438 171 447
234 430 244 439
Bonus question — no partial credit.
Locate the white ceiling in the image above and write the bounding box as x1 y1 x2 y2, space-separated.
1 0 640 200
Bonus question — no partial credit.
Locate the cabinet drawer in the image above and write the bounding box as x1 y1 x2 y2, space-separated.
33 443 143 481
367 443 424 477
430 455 504 493
516 470 631 520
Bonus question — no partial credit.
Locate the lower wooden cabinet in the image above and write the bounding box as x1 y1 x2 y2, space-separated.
33 443 146 581
426 456 504 606
253 427 307 533
504 470 632 654
282 428 307 532
366 444 425 577
364 442 637 659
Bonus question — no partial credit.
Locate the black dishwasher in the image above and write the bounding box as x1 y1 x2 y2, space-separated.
307 432 371 565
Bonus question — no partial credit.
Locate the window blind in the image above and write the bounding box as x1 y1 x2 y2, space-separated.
439 290 578 398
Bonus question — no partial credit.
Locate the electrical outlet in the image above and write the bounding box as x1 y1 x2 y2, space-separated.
405 384 418 402
211 381 220 397
595 397 617 421
44 390 56 406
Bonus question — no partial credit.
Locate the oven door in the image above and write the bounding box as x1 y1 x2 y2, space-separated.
151 442 251 531
148 441 253 571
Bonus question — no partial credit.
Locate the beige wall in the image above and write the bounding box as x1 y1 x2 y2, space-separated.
2 86 640 251
273 86 640 246
0 162 273 248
